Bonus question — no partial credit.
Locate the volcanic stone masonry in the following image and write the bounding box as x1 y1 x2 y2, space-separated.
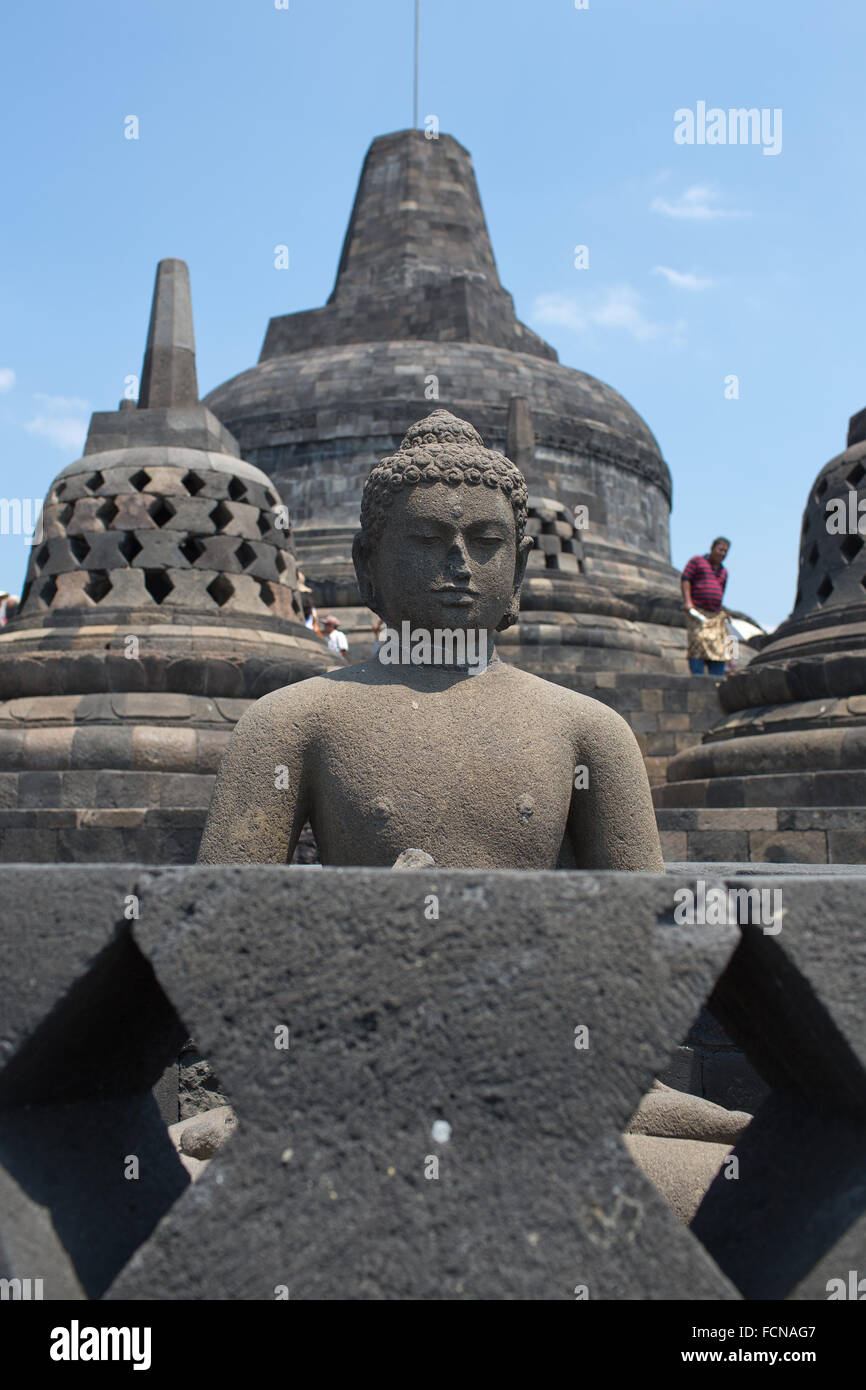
204 129 727 781
0 259 331 865
2 863 865 1300
656 396 866 864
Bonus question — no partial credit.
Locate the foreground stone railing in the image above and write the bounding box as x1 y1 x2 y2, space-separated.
1 866 864 1301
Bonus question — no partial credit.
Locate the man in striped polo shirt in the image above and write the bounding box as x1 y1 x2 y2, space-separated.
681 538 731 675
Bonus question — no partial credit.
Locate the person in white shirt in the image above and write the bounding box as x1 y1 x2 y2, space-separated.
321 615 349 662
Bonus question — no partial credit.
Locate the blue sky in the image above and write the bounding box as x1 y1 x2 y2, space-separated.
1 0 863 629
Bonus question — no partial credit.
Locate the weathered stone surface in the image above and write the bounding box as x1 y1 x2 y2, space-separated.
138 259 198 409
0 867 189 1297
198 411 665 873
0 258 330 864
625 1134 733 1226
0 1165 85 1301
391 848 436 869
177 1105 236 1159
627 1082 751 1145
692 875 866 1298
205 129 692 705
108 866 740 1300
662 402 866 833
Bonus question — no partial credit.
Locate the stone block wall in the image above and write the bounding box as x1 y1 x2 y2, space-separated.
3 864 865 1301
558 670 724 785
657 807 866 865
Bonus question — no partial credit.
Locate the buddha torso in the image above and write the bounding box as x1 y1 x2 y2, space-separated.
301 660 579 868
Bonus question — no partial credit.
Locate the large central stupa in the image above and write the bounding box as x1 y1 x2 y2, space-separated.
205 131 690 690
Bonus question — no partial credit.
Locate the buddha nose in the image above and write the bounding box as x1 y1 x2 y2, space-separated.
446 539 471 578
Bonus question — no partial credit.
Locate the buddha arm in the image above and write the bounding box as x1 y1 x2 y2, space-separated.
566 704 665 872
197 688 311 864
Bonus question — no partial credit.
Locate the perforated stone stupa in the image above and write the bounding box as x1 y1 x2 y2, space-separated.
656 399 866 863
0 259 330 863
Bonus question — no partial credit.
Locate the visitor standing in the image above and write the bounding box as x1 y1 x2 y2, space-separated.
681 538 731 675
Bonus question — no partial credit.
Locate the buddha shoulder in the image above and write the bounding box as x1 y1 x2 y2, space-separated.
498 664 640 743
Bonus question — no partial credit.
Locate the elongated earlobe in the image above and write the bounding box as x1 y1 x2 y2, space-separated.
352 531 377 610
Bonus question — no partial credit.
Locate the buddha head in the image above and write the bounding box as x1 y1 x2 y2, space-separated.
352 410 532 640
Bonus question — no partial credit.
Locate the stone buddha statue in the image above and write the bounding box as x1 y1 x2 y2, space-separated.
198 410 664 870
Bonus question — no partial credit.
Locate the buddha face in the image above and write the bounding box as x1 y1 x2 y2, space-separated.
354 483 532 637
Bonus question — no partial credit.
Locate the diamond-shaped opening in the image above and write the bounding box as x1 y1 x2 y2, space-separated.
96 498 118 528
814 477 829 500
181 471 205 496
39 576 57 605
257 511 271 536
207 574 234 607
130 469 151 493
144 569 174 604
57 503 74 528
210 500 233 532
179 536 205 565
629 889 866 1299
544 554 558 569
228 478 247 502
275 551 287 573
0 927 196 1297
118 532 143 564
149 498 176 528
84 471 104 493
258 579 276 607
69 535 90 564
847 461 866 489
35 543 50 571
55 481 67 497
840 533 864 565
816 574 834 603
84 570 112 604
235 541 256 569
265 489 279 507
806 543 819 568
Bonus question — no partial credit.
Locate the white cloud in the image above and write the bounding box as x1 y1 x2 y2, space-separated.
24 393 90 452
650 184 748 220
533 285 684 345
0 368 15 393
652 266 714 291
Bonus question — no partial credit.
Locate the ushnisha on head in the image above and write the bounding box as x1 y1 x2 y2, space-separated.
353 410 532 637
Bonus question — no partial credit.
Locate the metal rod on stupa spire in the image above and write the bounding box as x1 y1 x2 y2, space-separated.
413 0 420 129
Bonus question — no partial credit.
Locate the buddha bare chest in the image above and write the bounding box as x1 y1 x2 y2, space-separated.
306 679 576 867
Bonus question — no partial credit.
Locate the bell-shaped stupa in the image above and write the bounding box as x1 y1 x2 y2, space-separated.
656 400 866 862
0 259 331 863
205 131 687 677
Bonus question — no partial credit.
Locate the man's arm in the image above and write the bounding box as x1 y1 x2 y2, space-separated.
567 703 665 871
198 688 312 863
681 556 697 612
